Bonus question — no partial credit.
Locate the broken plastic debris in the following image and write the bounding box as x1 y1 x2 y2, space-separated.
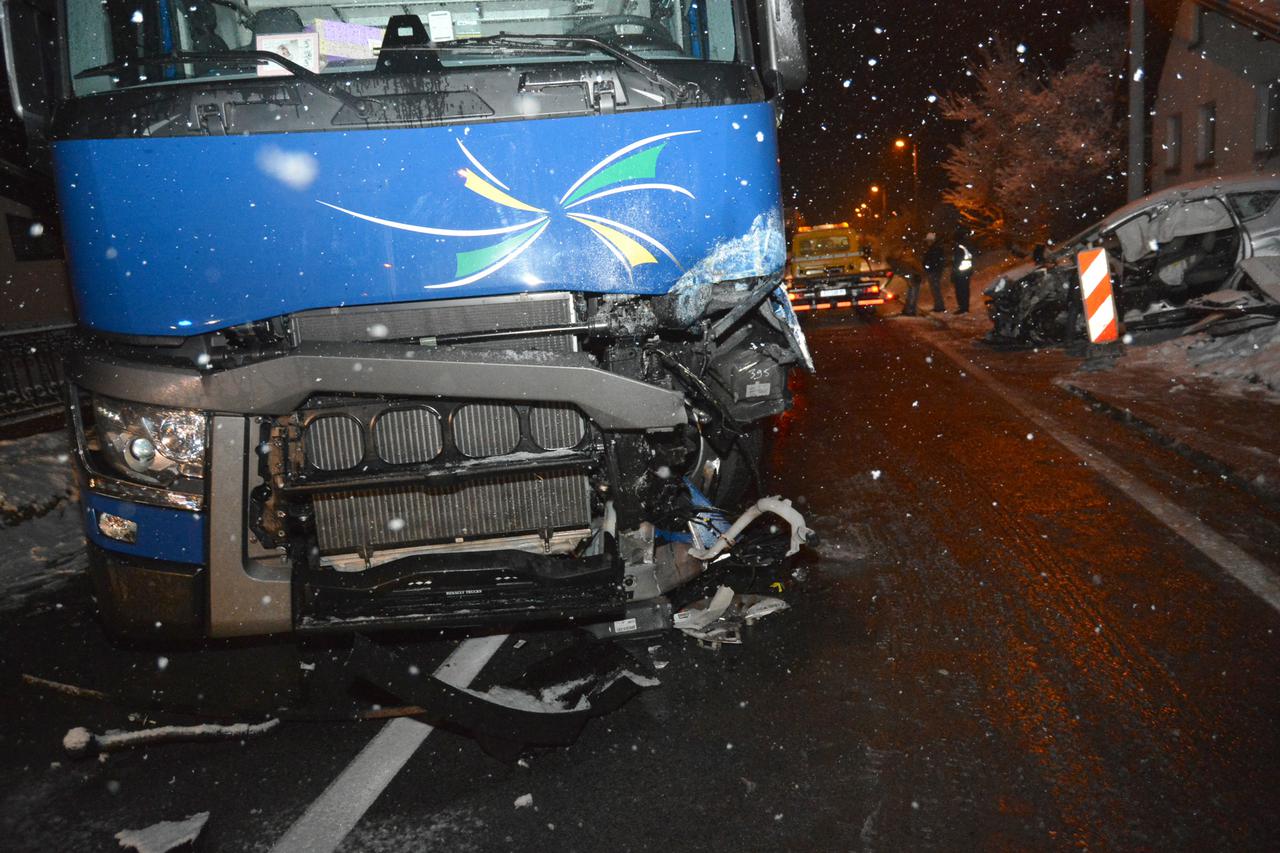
351 636 656 759
115 812 209 853
674 587 790 648
743 597 788 623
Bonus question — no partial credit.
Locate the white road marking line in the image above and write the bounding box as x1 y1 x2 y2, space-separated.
269 633 508 853
921 329 1280 617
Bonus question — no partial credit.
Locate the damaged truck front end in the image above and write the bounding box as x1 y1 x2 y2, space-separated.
3 0 812 639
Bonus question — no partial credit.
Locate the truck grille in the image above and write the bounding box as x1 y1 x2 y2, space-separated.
453 404 520 458
306 415 365 471
288 399 598 557
373 407 443 465
303 402 588 471
530 404 586 449
311 467 592 555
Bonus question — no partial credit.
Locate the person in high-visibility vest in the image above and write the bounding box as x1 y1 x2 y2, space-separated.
951 227 976 314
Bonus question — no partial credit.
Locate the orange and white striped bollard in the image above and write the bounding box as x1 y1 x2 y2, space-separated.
1076 248 1120 344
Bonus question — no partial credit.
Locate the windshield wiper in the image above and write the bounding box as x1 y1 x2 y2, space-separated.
380 42 590 57
477 35 703 103
381 34 701 104
74 51 372 113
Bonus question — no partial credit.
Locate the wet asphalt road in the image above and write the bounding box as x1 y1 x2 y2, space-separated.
3 312 1280 851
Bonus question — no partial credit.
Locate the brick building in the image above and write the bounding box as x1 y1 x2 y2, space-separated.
1151 0 1280 191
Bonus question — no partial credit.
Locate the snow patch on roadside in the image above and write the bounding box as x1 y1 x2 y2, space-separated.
0 431 74 519
0 432 84 614
0 508 86 614
1120 323 1280 400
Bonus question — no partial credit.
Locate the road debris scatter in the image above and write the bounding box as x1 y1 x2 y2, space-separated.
115 811 209 853
63 719 281 758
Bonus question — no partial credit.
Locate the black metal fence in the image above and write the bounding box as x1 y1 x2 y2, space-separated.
0 325 74 430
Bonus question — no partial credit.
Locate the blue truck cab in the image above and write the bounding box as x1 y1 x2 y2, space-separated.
2 0 810 639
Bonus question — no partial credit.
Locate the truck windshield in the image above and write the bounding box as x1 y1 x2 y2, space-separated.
67 0 743 95
795 234 851 256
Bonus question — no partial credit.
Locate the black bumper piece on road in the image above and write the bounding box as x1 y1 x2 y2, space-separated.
87 544 207 640
351 634 649 759
297 547 627 633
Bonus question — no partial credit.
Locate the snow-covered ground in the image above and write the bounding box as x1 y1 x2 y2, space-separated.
1118 322 1280 401
0 430 85 613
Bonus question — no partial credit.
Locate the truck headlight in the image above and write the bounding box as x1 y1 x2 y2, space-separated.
89 395 207 485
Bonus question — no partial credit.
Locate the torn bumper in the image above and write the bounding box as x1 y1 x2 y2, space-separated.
69 342 688 431
87 545 206 640
297 548 626 633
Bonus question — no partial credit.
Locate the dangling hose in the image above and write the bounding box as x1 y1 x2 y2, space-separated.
686 496 814 562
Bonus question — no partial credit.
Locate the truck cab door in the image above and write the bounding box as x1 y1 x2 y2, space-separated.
754 0 807 94
1 0 62 162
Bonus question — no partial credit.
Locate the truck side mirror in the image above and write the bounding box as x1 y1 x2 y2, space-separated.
1 0 61 156
755 0 808 92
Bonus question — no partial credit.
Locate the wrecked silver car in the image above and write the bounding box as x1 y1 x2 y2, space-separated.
985 176 1280 345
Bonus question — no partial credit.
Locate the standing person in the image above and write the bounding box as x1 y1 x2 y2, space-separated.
921 232 946 313
889 244 924 316
951 227 976 314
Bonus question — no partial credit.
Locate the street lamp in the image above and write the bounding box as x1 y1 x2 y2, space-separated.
893 137 920 216
869 184 887 217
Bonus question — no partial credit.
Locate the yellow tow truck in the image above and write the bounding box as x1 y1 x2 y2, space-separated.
786 223 894 314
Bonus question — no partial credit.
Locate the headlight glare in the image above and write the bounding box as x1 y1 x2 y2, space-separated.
155 413 206 462
89 395 206 486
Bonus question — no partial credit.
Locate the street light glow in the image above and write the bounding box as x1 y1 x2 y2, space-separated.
894 138 908 149
870 184 880 193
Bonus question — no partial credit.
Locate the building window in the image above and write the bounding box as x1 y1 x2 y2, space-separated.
1165 114 1182 172
1258 81 1280 154
1196 102 1216 165
1189 8 1204 48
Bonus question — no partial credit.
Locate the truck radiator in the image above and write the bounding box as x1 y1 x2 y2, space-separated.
311 468 592 556
290 399 596 556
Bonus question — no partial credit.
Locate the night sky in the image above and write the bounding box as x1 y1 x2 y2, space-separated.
778 0 1172 224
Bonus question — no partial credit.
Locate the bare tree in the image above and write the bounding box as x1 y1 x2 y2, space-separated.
940 27 1125 246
